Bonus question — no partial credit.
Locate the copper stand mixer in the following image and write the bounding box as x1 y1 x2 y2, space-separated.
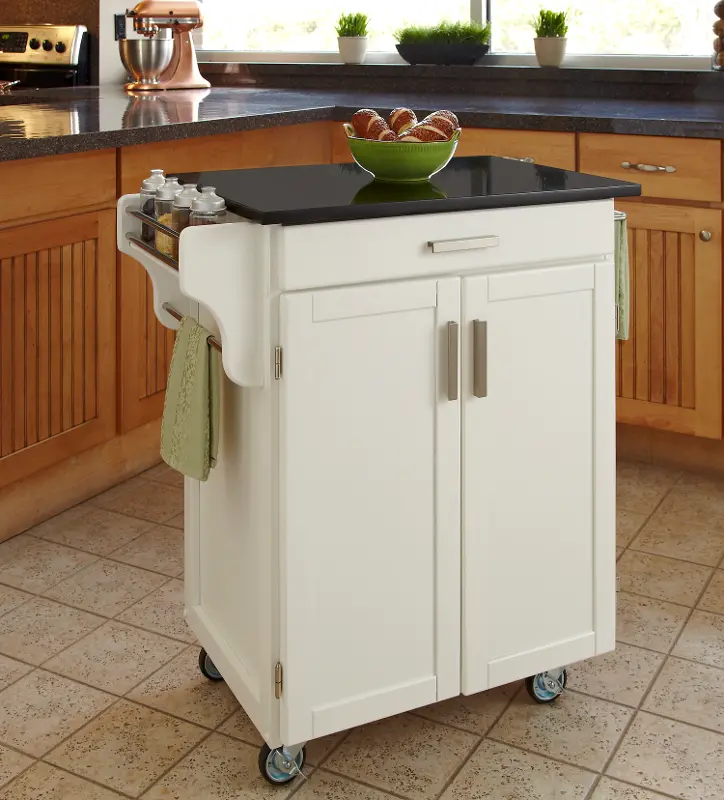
123 0 210 91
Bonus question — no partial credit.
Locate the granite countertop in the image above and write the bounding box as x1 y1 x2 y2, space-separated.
1 85 723 162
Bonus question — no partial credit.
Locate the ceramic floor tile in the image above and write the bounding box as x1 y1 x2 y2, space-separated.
0 598 104 665
109 525 183 577
629 513 724 566
414 681 518 735
570 644 664 707
644 656 724 734
616 550 712 606
0 670 113 757
591 777 673 799
0 656 32 692
617 510 648 550
617 547 625 560
44 620 185 694
28 505 153 556
217 708 263 746
116 579 195 643
128 646 238 728
0 536 97 593
698 570 724 615
0 587 31 619
489 689 632 771
672 610 724 668
143 732 298 799
607 711 724 800
0 761 124 799
141 463 184 488
657 483 724 531
616 463 680 515
166 513 184 530
305 732 349 766
43 560 167 617
0 747 32 791
294 771 397 800
47 699 205 797
439 739 595 800
325 714 477 799
616 592 690 653
90 478 183 524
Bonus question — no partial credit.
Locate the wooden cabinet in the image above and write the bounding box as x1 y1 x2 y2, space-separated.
456 129 576 170
0 210 117 488
277 278 461 742
616 202 722 439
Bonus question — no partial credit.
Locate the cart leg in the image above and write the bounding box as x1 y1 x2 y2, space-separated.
259 742 307 785
525 667 568 703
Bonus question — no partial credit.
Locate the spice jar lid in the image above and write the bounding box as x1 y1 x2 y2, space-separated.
156 182 181 200
141 178 158 192
146 169 165 188
191 194 213 212
199 186 226 211
173 184 201 208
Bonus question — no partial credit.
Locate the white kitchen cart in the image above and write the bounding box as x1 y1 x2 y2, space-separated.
118 176 619 785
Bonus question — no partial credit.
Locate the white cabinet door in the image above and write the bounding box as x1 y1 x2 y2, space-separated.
279 278 461 744
461 263 615 695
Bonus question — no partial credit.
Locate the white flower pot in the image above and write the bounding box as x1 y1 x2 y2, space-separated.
534 37 567 68
338 36 368 65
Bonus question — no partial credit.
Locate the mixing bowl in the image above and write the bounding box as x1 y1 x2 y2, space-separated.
119 37 174 84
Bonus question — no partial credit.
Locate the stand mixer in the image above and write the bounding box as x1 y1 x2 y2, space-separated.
122 0 210 91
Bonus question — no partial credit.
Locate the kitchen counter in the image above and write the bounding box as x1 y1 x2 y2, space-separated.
2 84 724 162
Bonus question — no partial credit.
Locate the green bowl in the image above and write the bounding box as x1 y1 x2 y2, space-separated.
344 125 460 183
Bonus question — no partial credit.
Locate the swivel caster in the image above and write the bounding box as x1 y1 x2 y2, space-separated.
259 743 306 785
525 668 567 703
198 648 223 681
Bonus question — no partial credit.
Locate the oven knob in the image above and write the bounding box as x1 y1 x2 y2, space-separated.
42 39 53 51
29 38 40 49
55 41 66 53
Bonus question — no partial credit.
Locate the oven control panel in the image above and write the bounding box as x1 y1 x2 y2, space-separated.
0 25 87 65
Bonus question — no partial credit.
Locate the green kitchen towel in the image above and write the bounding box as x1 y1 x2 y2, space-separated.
615 214 630 341
161 316 220 482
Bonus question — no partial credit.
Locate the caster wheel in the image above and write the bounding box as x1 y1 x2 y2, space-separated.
198 648 223 682
259 744 306 785
525 669 567 703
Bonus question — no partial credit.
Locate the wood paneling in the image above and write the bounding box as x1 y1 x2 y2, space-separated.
455 129 576 170
616 202 722 439
579 134 721 202
0 211 116 488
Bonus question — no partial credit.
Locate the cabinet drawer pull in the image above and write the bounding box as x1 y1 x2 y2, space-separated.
429 236 500 254
500 155 535 164
620 161 676 174
700 230 713 242
473 320 487 398
447 321 459 402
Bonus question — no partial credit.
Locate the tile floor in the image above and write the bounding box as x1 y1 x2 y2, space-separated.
0 461 723 798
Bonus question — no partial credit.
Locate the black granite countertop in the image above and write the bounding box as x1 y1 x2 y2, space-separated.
1 85 723 162
177 157 640 225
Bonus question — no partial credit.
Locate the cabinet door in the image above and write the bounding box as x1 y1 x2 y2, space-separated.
279 278 461 744
615 202 722 439
455 129 576 170
461 263 615 694
0 211 117 489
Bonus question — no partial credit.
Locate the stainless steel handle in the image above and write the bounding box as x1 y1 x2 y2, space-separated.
700 230 713 242
500 155 535 164
621 161 676 174
447 322 459 402
473 320 487 398
429 236 500 254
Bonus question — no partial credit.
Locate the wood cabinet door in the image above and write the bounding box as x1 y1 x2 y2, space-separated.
0 211 116 488
616 203 722 439
461 263 615 694
455 129 576 170
278 278 461 744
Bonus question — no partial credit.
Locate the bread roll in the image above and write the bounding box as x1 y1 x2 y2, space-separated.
389 107 417 135
351 109 381 137
399 122 448 143
418 114 456 141
427 109 459 128
714 19 724 36
366 117 396 141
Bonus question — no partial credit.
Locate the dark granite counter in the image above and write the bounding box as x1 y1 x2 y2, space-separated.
1 84 723 162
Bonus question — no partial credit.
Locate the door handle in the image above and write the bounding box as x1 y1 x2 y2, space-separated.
447 321 459 402
429 236 499 254
473 320 487 398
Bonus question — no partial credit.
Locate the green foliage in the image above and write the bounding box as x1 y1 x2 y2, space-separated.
394 20 492 46
531 10 569 38
335 12 369 37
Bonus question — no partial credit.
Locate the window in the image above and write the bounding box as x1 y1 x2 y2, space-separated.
198 0 712 61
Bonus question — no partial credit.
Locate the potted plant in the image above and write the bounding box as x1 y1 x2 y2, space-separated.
531 10 568 67
336 12 370 64
394 21 491 66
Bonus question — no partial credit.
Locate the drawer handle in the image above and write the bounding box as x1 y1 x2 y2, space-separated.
429 236 500 254
621 161 676 174
500 155 535 164
473 320 487 398
447 321 459 402
700 230 713 242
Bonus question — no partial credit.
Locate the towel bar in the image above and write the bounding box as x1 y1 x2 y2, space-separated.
162 303 223 352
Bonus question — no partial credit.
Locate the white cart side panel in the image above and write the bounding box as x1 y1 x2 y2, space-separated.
279 278 461 744
461 264 600 694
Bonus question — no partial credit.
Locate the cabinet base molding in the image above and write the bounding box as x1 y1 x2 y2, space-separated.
618 423 724 477
0 420 161 542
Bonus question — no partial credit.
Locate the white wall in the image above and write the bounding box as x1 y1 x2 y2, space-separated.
99 0 136 85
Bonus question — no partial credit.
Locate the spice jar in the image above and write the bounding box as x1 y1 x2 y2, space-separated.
190 186 227 226
139 178 158 243
171 184 202 257
154 178 181 256
146 168 165 189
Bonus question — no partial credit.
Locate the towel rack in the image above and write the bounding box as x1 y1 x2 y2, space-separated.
162 303 223 352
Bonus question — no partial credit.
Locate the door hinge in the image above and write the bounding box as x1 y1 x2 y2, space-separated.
274 346 283 380
274 662 283 699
